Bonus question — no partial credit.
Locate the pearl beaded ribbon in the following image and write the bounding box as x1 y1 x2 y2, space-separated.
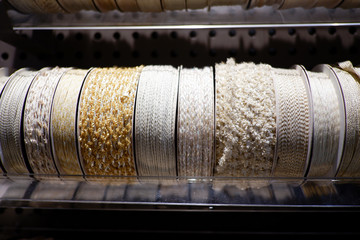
116 0 139 11
307 65 345 177
51 69 90 176
162 0 186 10
24 67 70 175
136 0 163 12
0 69 37 174
78 67 142 176
215 59 276 177
57 0 97 12
177 67 215 177
272 67 311 177
134 65 179 177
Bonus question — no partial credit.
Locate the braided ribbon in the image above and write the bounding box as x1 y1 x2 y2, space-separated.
272 68 311 177
0 69 37 174
24 67 70 175
78 67 142 176
215 60 276 177
51 69 90 176
134 65 179 177
307 65 345 177
116 0 139 11
335 61 360 177
187 0 208 9
162 0 186 10
136 0 163 12
33 0 67 13
177 67 215 177
94 0 119 12
7 0 43 14
57 0 97 12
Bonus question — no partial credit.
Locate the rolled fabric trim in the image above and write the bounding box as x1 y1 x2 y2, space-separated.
0 69 37 174
94 0 119 12
6 0 43 14
336 61 360 177
215 59 276 177
313 0 343 8
116 0 140 11
177 67 215 177
280 0 316 9
136 0 163 12
51 69 90 176
339 0 360 8
33 0 67 13
134 65 179 177
187 0 208 9
57 0 97 13
0 68 10 174
161 0 186 10
248 0 283 8
24 67 70 175
307 65 345 177
209 0 248 7
78 67 142 176
272 67 311 177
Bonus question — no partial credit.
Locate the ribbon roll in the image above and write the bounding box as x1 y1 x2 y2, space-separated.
187 0 208 9
177 67 215 177
307 65 345 177
339 0 360 8
0 68 10 174
116 0 140 11
51 69 91 176
313 0 343 8
134 65 179 177
209 0 248 7
136 0 163 12
78 67 143 176
280 0 315 9
33 0 67 13
94 0 119 12
272 67 311 177
161 0 186 10
24 67 70 175
57 0 97 12
248 0 283 8
0 69 38 174
215 59 276 177
6 0 43 13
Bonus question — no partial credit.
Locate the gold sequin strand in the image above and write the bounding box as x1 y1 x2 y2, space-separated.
51 69 90 176
78 67 143 176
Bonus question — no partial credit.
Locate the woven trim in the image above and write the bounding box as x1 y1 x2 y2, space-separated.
94 0 119 11
51 69 90 176
78 67 142 176
177 67 215 177
136 0 163 12
0 69 37 174
33 0 67 13
57 0 97 12
116 0 140 11
134 65 179 177
272 68 311 177
0 68 9 97
215 59 276 177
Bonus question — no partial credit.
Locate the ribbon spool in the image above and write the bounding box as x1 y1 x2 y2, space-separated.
177 67 215 177
161 0 186 10
51 69 91 176
6 0 44 14
339 0 360 8
280 0 315 9
116 0 140 11
24 67 70 175
215 60 276 177
136 0 163 12
0 69 38 174
134 65 179 177
93 0 119 12
248 0 283 8
78 67 142 177
272 67 312 177
33 0 67 13
57 0 97 13
0 68 10 174
187 0 208 9
307 65 345 177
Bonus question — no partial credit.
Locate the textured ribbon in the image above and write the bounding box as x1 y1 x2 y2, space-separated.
33 0 67 13
162 0 186 10
57 0 97 12
134 65 179 177
177 67 215 177
0 69 37 174
248 0 283 8
24 67 70 175
272 68 311 177
116 0 140 11
7 0 43 13
94 0 119 12
51 69 90 176
136 0 163 12
215 59 276 177
78 67 143 176
306 68 344 177
187 0 208 9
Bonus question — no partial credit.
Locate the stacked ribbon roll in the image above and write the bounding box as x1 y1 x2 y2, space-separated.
0 60 359 179
6 0 360 14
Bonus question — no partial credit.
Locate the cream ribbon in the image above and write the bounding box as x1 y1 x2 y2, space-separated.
7 0 43 13
136 0 163 12
272 67 311 177
116 0 140 11
134 65 179 177
57 0 97 12
0 69 37 174
24 67 70 175
94 0 119 12
177 67 215 177
51 69 90 176
162 0 186 10
187 0 208 9
307 65 345 177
